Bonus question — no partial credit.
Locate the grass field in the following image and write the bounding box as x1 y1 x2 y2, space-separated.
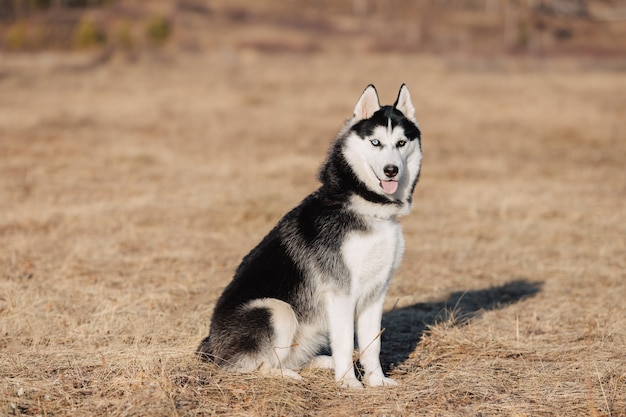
1 46 625 416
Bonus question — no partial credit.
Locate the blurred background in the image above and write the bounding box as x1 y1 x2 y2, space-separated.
1 0 625 60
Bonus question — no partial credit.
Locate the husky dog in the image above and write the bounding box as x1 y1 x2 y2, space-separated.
197 84 422 388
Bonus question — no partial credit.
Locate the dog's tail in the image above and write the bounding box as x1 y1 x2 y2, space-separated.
196 336 214 362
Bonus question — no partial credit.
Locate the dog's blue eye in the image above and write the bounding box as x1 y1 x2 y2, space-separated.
396 140 407 148
370 139 381 147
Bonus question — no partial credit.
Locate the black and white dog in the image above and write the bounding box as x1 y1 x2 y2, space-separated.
198 85 422 388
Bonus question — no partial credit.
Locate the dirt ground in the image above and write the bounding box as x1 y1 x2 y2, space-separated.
1 25 626 417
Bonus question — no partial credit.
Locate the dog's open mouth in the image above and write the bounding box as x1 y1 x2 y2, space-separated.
380 180 398 194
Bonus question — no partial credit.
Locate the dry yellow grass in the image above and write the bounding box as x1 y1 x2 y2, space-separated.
1 49 625 416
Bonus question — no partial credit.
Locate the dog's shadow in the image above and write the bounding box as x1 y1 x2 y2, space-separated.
379 278 542 370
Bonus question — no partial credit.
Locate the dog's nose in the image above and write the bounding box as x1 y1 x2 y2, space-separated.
383 164 399 178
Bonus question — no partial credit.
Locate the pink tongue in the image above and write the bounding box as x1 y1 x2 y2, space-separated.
380 180 398 194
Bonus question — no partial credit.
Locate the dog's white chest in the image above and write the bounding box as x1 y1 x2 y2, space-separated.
341 218 404 297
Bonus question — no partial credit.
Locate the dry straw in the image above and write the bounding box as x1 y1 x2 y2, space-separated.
1 51 625 416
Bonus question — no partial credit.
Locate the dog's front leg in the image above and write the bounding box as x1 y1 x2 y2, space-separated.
357 295 398 387
324 291 363 389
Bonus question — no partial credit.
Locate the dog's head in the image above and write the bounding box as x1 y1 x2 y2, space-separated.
320 84 422 217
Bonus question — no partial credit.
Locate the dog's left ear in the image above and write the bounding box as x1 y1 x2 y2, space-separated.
353 84 381 121
394 84 416 123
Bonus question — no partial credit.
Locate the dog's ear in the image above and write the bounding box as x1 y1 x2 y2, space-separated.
394 84 416 123
353 84 380 121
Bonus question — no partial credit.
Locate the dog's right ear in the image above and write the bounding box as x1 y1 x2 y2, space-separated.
394 84 417 123
353 84 380 121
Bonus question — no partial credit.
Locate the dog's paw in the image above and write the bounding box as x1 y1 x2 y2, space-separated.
278 368 304 380
337 376 364 389
308 355 334 369
364 374 399 387
260 365 303 381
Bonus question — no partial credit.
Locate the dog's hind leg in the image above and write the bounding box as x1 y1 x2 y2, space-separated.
247 298 301 378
